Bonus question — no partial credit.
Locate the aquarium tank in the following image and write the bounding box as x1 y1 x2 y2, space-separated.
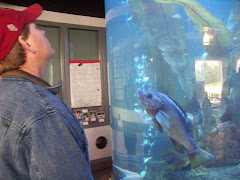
105 0 240 179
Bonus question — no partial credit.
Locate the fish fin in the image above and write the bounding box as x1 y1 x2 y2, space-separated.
166 164 176 170
169 137 185 154
176 161 190 170
189 148 214 168
189 122 198 140
153 118 163 132
155 111 170 129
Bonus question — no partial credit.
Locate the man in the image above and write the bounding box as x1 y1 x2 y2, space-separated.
0 4 93 179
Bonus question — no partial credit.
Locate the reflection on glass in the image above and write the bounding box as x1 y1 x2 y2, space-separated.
203 27 210 45
195 60 223 103
236 59 240 72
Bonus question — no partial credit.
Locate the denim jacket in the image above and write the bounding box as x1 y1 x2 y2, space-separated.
0 70 93 180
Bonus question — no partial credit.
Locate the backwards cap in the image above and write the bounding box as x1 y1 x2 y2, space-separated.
0 4 42 61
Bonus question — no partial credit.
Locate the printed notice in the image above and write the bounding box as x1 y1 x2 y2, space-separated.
70 61 102 108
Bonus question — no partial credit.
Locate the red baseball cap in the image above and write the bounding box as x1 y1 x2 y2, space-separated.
0 4 42 61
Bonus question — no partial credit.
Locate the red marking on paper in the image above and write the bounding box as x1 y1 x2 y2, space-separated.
69 60 100 63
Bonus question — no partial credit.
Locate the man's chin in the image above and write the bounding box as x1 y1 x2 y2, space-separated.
50 49 55 57
52 49 55 55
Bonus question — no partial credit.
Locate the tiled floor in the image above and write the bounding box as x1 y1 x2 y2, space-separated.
92 167 112 180
91 158 113 180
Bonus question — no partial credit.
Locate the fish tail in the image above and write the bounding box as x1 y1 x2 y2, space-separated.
189 148 214 168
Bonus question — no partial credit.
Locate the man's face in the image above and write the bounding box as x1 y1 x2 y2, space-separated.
27 23 55 59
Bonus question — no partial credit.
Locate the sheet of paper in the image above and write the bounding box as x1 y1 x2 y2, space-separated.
70 62 102 108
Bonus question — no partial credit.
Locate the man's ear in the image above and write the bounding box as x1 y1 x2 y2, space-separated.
18 36 36 54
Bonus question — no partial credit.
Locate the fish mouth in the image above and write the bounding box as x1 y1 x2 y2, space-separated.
138 90 147 105
138 90 144 100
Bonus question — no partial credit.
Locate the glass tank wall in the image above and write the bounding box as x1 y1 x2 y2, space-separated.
105 0 240 179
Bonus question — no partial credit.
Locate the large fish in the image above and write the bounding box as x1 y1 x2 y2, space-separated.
138 90 214 168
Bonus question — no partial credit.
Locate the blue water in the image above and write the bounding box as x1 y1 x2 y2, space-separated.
105 0 240 179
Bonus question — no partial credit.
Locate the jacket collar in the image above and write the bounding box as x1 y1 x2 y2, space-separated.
1 70 62 95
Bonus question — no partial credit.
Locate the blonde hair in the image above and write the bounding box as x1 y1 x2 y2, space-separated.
0 23 30 75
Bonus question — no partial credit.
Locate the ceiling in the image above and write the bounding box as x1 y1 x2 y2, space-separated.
2 0 105 18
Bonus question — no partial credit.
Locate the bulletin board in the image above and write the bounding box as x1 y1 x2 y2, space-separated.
70 60 102 108
74 107 106 126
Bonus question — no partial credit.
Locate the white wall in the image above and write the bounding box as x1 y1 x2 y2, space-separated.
85 125 112 161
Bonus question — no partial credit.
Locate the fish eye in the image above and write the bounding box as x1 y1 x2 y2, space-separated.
147 94 153 99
